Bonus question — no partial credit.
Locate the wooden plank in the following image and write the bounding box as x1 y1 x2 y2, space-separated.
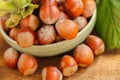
1 32 120 80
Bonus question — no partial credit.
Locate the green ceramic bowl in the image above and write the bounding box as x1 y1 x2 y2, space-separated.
0 9 97 57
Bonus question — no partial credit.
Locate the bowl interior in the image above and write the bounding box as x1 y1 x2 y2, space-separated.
0 8 97 57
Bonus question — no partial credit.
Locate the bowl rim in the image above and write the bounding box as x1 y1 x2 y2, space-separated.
0 8 97 48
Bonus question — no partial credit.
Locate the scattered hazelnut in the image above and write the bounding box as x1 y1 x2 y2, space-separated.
85 35 105 55
58 55 78 76
18 54 38 76
73 44 94 67
3 47 19 68
42 66 63 80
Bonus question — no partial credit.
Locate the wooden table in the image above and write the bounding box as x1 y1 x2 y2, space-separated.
1 32 120 80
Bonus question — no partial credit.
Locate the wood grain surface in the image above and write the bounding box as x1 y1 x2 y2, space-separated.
0 32 120 80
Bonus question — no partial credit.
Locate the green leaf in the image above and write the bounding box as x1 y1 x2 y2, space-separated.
0 1 17 16
0 0 38 28
6 13 22 28
95 0 120 50
21 4 39 18
12 0 32 8
0 10 9 16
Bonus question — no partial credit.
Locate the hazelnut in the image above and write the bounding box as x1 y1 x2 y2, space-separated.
73 44 94 67
18 54 38 76
42 66 63 80
85 35 105 55
59 55 78 76
3 47 19 68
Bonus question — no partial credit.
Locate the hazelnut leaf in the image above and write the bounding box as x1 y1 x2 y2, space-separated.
95 0 120 50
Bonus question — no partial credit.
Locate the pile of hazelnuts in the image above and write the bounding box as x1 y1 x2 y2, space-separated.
1 0 96 48
3 34 105 80
2 0 100 79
